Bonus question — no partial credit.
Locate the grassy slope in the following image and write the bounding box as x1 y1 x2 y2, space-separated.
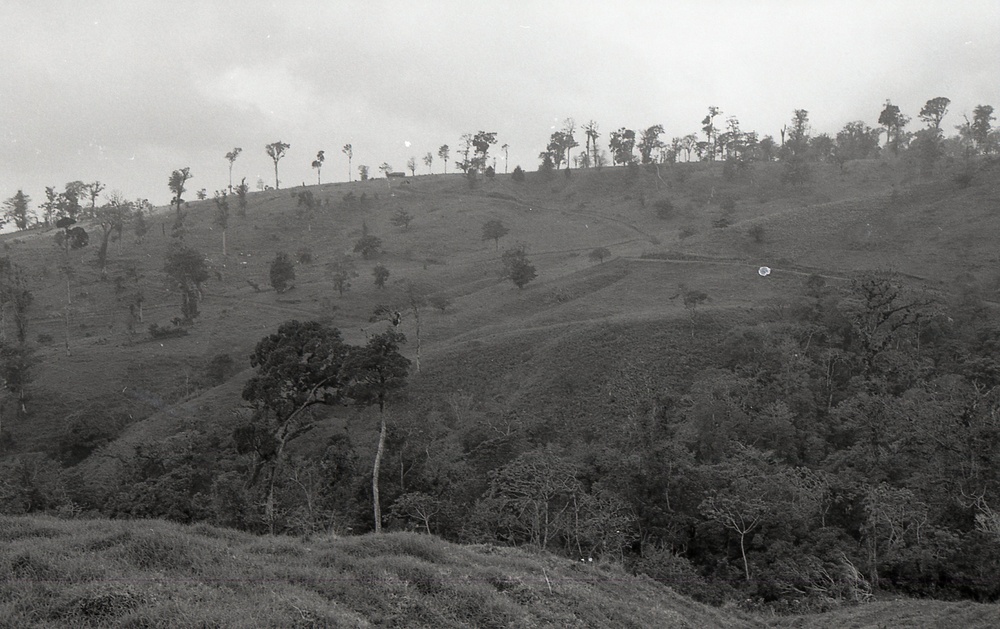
0 514 761 628
5 515 999 628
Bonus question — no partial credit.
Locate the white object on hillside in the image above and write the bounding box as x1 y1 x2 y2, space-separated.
758 266 771 277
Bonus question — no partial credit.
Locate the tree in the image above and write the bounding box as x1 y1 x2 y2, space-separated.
500 143 509 173
638 124 665 164
583 120 600 167
163 243 208 322
0 257 32 346
132 203 149 244
609 128 636 165
423 152 433 173
225 147 242 192
2 191 31 231
235 177 249 217
438 145 450 174
971 104 996 154
312 150 325 185
265 141 290 189
501 246 537 289
919 97 950 130
238 320 350 532
702 106 722 161
94 194 131 279
168 167 192 217
358 165 369 181
328 255 357 297
472 132 499 172
0 342 32 417
406 156 417 177
342 144 353 181
372 264 390 289
84 181 104 217
213 190 230 255
390 208 413 231
835 121 881 161
353 234 383 259
269 252 296 293
878 100 910 156
342 330 410 532
786 109 811 158
481 219 509 250
379 162 393 178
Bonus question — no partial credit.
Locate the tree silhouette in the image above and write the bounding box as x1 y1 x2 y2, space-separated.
2 191 31 231
342 144 353 181
168 167 192 217
481 219 509 250
312 150 325 185
438 144 450 174
265 141 290 189
225 148 242 192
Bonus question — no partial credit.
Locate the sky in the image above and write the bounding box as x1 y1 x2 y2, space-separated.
1 0 998 212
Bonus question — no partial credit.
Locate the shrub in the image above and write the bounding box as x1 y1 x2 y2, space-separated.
678 226 697 240
748 224 766 243
372 264 390 289
353 235 383 260
390 209 413 231
589 247 611 264
501 246 537 289
203 354 235 387
269 252 295 293
718 196 737 213
511 166 525 182
485 166 495 178
148 323 188 339
296 247 313 264
653 199 674 219
36 333 53 345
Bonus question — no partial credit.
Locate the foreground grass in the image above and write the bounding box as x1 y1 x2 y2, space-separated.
1 514 760 628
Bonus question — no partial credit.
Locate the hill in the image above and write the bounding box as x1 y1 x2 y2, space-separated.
4 157 1000 623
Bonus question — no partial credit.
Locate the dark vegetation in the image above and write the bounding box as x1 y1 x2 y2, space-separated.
2 100 1000 625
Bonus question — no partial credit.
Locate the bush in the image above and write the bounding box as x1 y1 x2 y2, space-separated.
203 354 235 387
296 247 313 264
148 323 188 340
269 252 296 293
485 166 495 178
353 235 383 260
653 199 674 219
36 333 53 345
511 166 525 182
718 196 737 213
589 247 611 264
748 224 766 243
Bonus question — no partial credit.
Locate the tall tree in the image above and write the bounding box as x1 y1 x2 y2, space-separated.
2 191 31 230
168 167 192 217
438 144 450 174
94 193 131 279
423 151 433 173
312 150 325 185
918 97 950 130
342 144 353 181
406 156 417 177
471 131 498 172
584 120 600 167
225 147 242 192
878 100 910 156
234 177 249 217
84 181 105 217
786 109 811 158
608 128 636 165
265 141 290 189
213 190 230 255
342 330 410 532
638 124 665 164
238 320 350 532
561 119 578 166
835 121 881 161
971 104 996 154
702 106 722 161
501 143 509 173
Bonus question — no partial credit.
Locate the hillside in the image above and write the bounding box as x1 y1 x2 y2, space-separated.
4 157 1000 623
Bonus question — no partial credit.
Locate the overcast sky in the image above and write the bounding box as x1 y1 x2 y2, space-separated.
1 1 998 211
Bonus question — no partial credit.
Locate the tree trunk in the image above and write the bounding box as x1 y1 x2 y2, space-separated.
222 229 227 257
274 162 279 189
372 410 387 533
740 531 750 581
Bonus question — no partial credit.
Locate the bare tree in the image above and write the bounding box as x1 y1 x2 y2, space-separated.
342 144 353 181
225 147 242 192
